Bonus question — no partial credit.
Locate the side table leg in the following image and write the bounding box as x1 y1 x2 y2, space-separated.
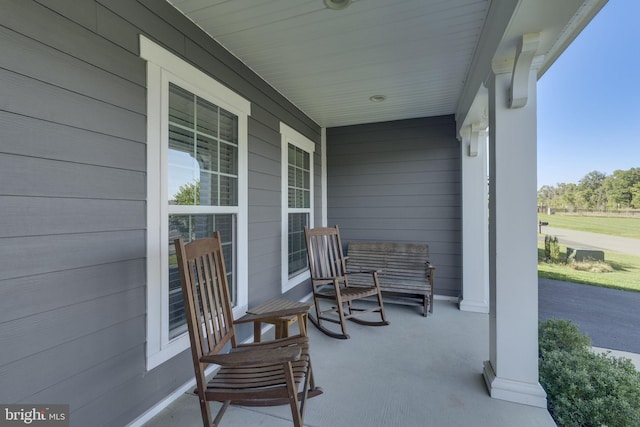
253 321 262 343
275 320 287 339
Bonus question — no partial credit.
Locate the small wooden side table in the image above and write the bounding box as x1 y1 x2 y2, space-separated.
246 299 310 342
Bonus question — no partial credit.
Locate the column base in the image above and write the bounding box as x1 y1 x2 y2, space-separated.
483 360 547 408
459 298 489 313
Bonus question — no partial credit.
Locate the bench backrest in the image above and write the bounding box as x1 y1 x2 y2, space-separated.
347 241 431 290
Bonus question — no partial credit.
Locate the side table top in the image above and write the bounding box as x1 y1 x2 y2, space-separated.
246 298 311 316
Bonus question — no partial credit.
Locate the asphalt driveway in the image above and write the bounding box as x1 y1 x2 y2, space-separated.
538 225 640 354
539 278 640 354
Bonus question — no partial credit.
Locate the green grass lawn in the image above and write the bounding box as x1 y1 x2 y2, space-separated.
538 213 640 238
537 213 640 291
537 241 640 292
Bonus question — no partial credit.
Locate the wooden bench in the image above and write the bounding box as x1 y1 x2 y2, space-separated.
345 241 435 316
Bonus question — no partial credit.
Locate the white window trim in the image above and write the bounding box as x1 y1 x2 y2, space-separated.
140 35 250 370
280 122 315 292
321 127 328 227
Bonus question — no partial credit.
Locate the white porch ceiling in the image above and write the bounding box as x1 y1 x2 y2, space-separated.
168 0 489 128
167 0 605 129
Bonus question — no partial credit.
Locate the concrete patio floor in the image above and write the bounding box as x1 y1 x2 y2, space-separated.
142 300 556 427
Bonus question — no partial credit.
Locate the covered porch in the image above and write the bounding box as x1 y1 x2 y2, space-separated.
0 0 609 425
141 301 555 426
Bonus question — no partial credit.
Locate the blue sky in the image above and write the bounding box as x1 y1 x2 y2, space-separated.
537 0 640 189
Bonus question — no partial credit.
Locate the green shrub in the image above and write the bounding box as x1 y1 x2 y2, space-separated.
539 319 640 426
539 319 591 355
549 237 561 263
543 235 561 263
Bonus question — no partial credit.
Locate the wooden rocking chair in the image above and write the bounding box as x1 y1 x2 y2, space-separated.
304 225 389 339
175 232 322 427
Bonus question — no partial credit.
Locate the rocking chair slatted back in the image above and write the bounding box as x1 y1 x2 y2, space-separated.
306 226 346 280
178 235 236 359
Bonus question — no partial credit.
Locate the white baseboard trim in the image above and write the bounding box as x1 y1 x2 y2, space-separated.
459 298 489 313
434 294 459 302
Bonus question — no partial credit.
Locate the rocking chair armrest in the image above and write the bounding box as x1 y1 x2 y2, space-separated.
200 345 301 366
235 305 311 324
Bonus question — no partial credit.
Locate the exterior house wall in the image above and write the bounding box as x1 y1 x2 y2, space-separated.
326 116 462 298
0 0 320 425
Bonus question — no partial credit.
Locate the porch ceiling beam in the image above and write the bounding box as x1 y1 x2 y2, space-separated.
455 0 520 135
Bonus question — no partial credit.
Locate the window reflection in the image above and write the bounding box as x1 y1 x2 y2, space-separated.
168 83 238 207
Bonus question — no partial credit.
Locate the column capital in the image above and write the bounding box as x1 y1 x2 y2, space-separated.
459 122 488 157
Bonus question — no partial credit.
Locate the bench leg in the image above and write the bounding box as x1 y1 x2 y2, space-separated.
430 289 434 314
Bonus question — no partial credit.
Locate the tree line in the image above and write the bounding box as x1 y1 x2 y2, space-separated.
538 168 640 211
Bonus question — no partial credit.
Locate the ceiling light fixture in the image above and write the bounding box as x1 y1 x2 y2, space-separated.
369 95 386 102
324 0 351 10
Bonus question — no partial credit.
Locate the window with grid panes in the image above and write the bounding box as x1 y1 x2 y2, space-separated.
167 83 238 339
288 144 311 275
281 123 314 291
141 35 249 369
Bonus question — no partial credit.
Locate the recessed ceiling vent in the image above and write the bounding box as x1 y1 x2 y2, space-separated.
324 0 351 10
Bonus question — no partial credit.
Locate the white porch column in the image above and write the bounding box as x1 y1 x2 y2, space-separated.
459 124 489 313
482 67 547 407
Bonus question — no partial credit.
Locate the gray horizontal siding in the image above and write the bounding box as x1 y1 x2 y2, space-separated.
1 0 146 86
33 0 98 31
330 194 460 208
0 112 145 171
0 1 321 426
0 260 145 324
77 350 192 427
0 231 145 282
246 106 321 305
330 182 460 198
0 25 145 115
0 197 145 238
0 68 145 142
248 170 281 193
28 346 144 415
327 116 462 298
0 154 145 200
0 287 144 367
330 158 460 176
0 316 145 403
247 112 285 305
